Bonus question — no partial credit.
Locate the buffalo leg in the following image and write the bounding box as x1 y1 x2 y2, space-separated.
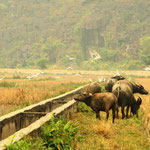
126 106 130 118
106 112 109 121
112 108 116 123
96 111 101 120
117 108 119 118
121 106 125 119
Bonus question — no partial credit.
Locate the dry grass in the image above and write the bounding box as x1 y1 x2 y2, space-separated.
135 78 150 115
92 121 112 138
0 69 150 117
0 76 88 116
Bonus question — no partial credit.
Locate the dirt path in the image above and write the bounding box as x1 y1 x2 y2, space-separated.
71 78 150 150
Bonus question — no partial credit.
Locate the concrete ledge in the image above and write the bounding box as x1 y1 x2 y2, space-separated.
0 100 77 149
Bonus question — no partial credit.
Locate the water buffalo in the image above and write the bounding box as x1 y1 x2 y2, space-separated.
105 75 125 92
112 80 148 119
74 92 117 123
131 97 142 117
86 82 101 94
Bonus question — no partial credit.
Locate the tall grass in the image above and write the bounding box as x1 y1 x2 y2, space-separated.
0 78 87 116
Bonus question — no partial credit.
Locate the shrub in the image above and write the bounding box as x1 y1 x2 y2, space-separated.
77 102 90 112
40 117 79 149
6 117 79 150
35 58 48 69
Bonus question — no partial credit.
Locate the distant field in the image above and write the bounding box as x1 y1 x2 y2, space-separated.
0 69 150 78
0 69 150 116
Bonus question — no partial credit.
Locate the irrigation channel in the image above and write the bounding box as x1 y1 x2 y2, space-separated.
0 85 86 149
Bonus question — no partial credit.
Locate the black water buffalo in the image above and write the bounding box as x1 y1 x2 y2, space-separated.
105 75 125 92
131 97 142 117
112 80 148 119
86 82 101 94
74 92 117 123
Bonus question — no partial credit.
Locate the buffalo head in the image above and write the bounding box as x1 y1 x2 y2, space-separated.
131 97 142 117
111 75 125 80
74 93 93 106
74 93 92 102
133 84 148 95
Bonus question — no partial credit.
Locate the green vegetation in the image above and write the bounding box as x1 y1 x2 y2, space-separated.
0 0 150 70
0 81 16 88
41 117 78 149
6 117 79 150
140 36 150 65
35 58 49 69
5 138 46 150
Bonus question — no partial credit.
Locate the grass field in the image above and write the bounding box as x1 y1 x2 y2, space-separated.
0 69 91 115
71 78 150 150
0 69 150 116
1 69 150 149
71 107 150 150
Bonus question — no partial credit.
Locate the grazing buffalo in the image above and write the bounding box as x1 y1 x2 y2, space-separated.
86 82 101 94
105 75 125 92
131 97 142 117
112 80 148 119
74 92 117 123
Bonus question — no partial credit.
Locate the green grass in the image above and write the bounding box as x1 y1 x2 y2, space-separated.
5 138 47 150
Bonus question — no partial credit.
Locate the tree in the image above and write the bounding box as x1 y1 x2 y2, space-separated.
140 36 150 65
35 58 48 69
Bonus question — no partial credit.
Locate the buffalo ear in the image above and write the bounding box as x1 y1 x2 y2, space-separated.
137 97 142 105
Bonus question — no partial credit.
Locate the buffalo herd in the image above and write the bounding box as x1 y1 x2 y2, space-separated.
74 75 149 123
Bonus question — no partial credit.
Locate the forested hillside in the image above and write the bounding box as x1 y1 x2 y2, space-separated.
0 0 150 70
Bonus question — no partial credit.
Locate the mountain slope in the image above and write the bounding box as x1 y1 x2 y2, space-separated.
0 0 150 69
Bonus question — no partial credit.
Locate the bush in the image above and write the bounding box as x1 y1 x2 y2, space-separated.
35 58 48 69
98 48 118 62
6 117 79 150
141 54 150 65
77 102 90 112
41 117 79 149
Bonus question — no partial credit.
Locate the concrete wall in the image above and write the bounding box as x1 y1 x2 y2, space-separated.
0 85 85 142
0 100 78 149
